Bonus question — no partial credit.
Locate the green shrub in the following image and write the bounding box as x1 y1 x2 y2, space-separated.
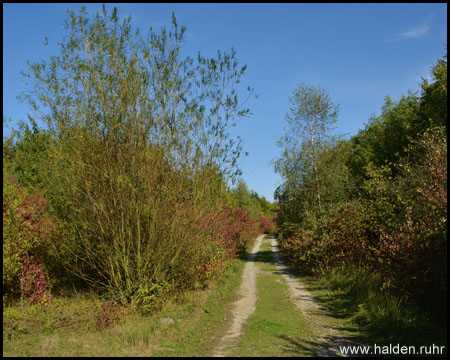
16 6 254 309
3 174 55 303
318 266 442 344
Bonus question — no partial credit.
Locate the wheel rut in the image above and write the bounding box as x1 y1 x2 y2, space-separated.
213 234 356 357
212 234 264 357
270 236 355 357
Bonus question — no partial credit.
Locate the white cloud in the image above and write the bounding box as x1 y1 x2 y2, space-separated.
389 14 433 41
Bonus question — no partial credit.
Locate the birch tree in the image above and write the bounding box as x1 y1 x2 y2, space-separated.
275 83 339 214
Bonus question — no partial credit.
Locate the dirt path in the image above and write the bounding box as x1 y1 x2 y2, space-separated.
270 237 355 357
213 234 356 357
212 234 264 357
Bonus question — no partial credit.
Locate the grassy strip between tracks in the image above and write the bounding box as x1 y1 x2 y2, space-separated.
230 235 317 356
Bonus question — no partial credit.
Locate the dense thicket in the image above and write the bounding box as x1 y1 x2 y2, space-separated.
275 52 447 307
3 6 274 309
230 178 277 233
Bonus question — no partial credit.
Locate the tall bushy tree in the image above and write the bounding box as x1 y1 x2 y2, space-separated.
349 93 420 185
416 52 447 132
18 6 254 305
275 83 339 215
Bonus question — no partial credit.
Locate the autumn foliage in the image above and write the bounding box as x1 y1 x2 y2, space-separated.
2 6 274 311
257 214 277 234
3 176 55 303
276 53 447 308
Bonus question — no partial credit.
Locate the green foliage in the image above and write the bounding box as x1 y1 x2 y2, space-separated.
12 5 256 308
350 92 420 184
314 266 444 345
280 200 374 274
280 125 447 301
230 178 275 219
275 83 339 215
3 257 247 356
368 126 447 299
230 179 254 213
2 173 55 302
314 140 357 206
19 6 254 183
5 118 53 190
275 51 447 322
416 52 447 131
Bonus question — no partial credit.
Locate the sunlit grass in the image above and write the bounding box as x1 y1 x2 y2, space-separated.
296 265 447 351
231 236 316 356
3 257 247 357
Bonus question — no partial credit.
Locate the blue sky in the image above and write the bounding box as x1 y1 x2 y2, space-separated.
3 3 447 202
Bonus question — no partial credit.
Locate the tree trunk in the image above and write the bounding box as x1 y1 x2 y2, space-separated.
310 122 322 214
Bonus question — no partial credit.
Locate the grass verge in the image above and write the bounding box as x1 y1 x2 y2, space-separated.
3 254 248 357
289 264 447 356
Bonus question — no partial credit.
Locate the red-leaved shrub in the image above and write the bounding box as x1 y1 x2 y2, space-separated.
3 176 55 303
258 214 277 234
201 206 259 258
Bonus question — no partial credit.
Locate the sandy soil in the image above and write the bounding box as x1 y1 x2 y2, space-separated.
213 235 355 357
270 237 355 357
212 234 264 357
